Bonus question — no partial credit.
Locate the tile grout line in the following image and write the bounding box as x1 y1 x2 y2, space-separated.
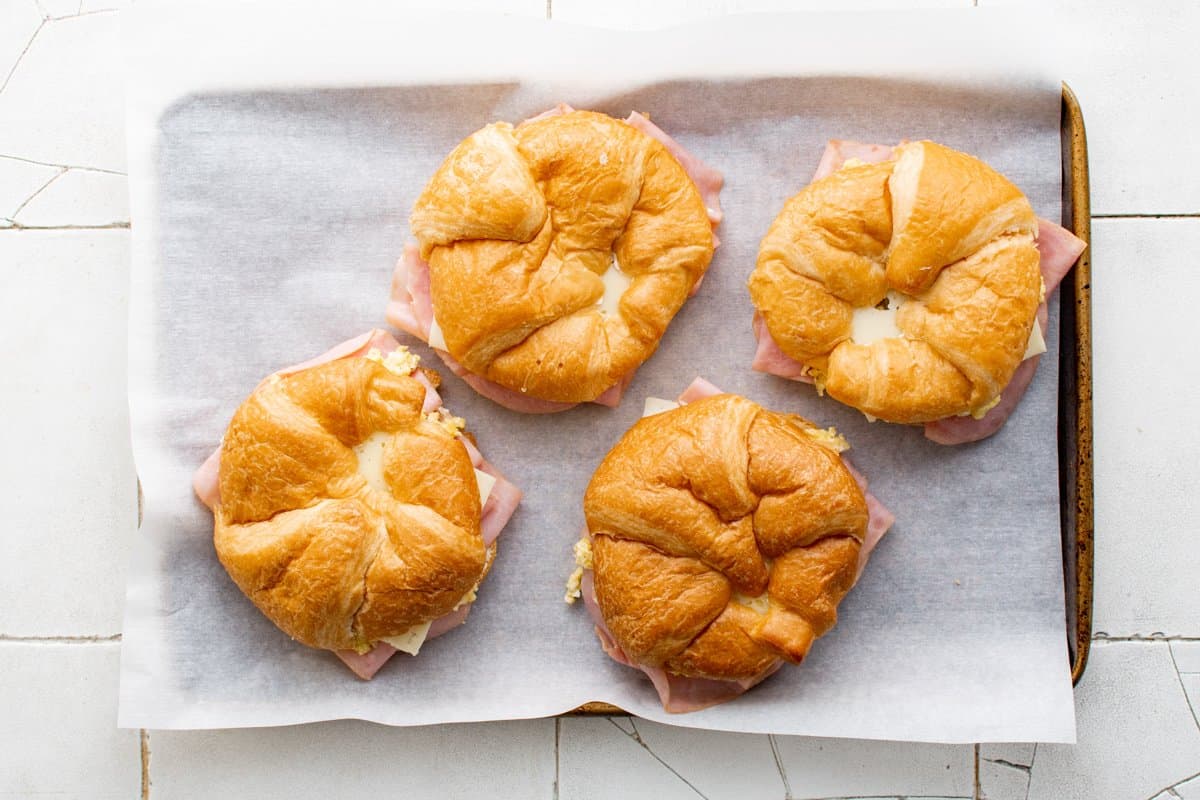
768 734 794 800
1092 212 1200 219
7 166 67 221
44 8 119 21
140 729 151 800
552 718 560 800
1093 634 1200 642
1023 744 1037 800
973 743 980 800
1168 643 1200 735
0 634 121 643
1 17 45 95
0 153 127 175
1143 769 1200 800
617 718 711 800
0 222 131 231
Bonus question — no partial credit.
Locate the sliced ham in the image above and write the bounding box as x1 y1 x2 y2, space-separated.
335 603 475 680
750 313 814 384
193 330 519 679
334 643 397 681
840 458 897 577
582 380 895 712
624 110 725 228
582 565 794 713
460 438 523 547
752 139 1087 445
386 107 723 413
676 376 724 404
924 219 1085 445
812 139 897 181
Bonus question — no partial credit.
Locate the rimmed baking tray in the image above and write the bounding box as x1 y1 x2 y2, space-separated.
573 82 1095 716
1060 81 1094 686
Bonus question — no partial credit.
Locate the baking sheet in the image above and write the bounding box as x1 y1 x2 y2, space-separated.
119 1 1076 742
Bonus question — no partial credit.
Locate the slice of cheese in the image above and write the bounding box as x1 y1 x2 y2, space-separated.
642 397 681 417
428 316 448 351
598 255 632 317
1023 322 1047 360
381 620 434 656
352 432 390 494
850 291 905 346
474 468 496 507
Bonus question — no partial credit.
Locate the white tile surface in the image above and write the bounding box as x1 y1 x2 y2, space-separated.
979 1 1200 215
979 759 1030 800
0 1 43 91
772 734 974 799
604 719 785 800
1174 642 1200 674
151 720 554 800
1091 218 1200 636
1180 674 1200 733
11 167 128 226
0 230 135 636
1176 774 1200 800
0 12 124 172
559 718 722 800
0 154 60 220
1026 641 1200 800
551 0 969 28
0 643 141 799
38 0 85 18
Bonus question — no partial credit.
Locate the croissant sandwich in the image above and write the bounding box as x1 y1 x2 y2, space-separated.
388 104 723 413
568 378 894 713
749 140 1086 444
192 329 522 679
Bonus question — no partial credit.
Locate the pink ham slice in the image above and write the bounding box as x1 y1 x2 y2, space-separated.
387 106 725 413
751 140 1087 445
191 329 426 507
751 313 814 384
624 110 724 229
581 378 895 713
191 329 519 680
335 603 474 680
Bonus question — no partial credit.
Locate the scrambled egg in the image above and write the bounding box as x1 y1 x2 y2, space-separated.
804 426 850 454
423 407 466 437
969 395 1003 420
563 536 594 604
365 346 420 377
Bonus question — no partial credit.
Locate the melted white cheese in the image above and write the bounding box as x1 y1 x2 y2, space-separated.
641 397 681 417
850 291 905 346
353 432 390 494
1023 322 1047 360
381 620 434 656
733 592 770 614
427 315 448 351
474 468 496 507
598 255 632 318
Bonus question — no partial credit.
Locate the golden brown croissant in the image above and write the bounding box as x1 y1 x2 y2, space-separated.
748 140 1042 424
576 382 893 711
195 332 521 678
408 109 717 406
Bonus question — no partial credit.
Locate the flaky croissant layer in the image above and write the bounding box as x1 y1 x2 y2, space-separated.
411 110 715 403
584 394 868 682
749 140 1042 423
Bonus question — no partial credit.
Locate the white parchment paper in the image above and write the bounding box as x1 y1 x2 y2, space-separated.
119 1 1076 742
